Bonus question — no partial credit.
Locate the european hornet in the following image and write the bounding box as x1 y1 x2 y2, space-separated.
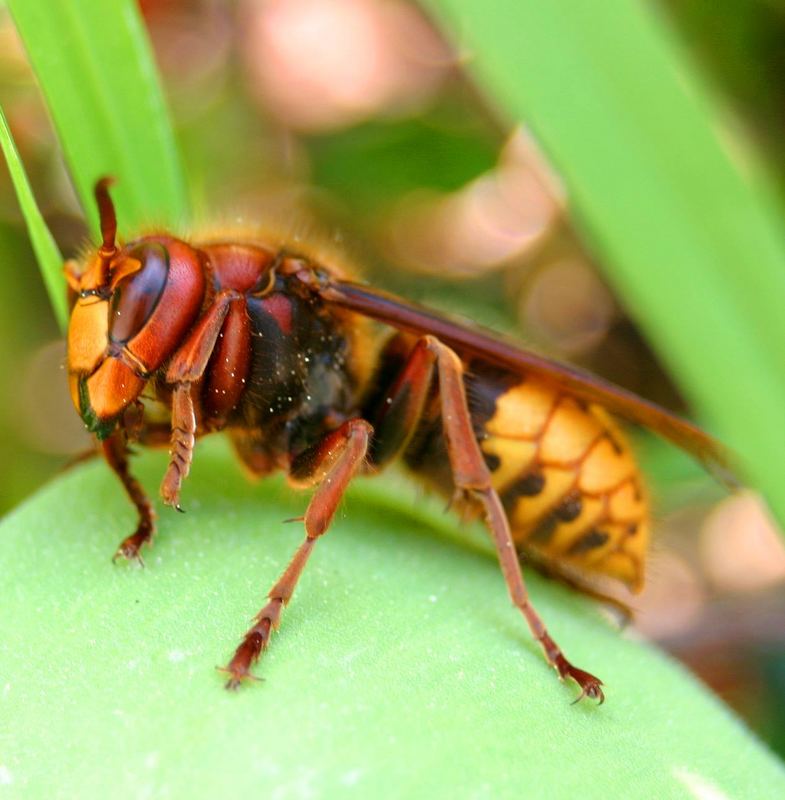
65 179 729 703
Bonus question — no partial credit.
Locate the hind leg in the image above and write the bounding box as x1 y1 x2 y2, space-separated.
423 336 604 702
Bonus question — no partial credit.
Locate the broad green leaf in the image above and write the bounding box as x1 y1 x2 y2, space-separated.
0 439 783 798
7 0 188 234
0 104 65 330
428 0 785 532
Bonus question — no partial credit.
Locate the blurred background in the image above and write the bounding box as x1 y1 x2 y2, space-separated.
0 0 784 758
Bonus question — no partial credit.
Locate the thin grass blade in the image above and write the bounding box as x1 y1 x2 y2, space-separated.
7 0 188 235
0 105 66 331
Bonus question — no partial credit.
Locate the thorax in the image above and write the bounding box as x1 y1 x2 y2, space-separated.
158 240 373 459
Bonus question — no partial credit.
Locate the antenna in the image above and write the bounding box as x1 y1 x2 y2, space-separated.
94 177 117 285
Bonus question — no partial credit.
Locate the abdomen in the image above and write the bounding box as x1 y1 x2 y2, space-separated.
404 363 650 591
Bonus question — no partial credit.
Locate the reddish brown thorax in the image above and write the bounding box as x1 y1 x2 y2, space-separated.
193 242 278 422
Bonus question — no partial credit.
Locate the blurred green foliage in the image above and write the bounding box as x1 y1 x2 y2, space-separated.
661 0 785 199
308 99 499 214
0 222 60 507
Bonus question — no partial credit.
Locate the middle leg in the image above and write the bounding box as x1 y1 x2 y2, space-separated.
220 418 372 688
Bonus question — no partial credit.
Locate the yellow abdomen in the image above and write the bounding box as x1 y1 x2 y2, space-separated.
480 379 649 591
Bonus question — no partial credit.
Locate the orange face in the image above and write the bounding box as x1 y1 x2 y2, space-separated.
66 237 207 438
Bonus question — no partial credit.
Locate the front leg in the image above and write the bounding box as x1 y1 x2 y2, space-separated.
159 290 237 510
159 384 195 511
102 432 156 564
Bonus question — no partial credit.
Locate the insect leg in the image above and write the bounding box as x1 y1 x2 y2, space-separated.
102 431 157 563
367 335 436 467
220 418 372 689
424 335 604 703
159 290 237 509
159 385 196 511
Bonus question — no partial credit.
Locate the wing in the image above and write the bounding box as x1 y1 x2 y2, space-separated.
320 280 735 486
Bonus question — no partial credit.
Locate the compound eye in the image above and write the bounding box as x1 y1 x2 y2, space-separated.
109 243 169 343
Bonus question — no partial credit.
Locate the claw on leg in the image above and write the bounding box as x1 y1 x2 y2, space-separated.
217 661 265 691
219 602 281 690
112 513 156 565
112 527 151 566
540 630 604 703
560 659 605 704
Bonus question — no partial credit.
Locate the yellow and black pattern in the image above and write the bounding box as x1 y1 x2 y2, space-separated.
402 359 649 591
479 377 648 590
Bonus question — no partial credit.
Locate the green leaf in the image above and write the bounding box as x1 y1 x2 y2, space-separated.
6 0 188 234
1 439 783 798
427 0 785 532
0 104 66 331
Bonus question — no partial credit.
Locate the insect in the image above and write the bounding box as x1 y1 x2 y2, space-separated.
65 178 729 703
